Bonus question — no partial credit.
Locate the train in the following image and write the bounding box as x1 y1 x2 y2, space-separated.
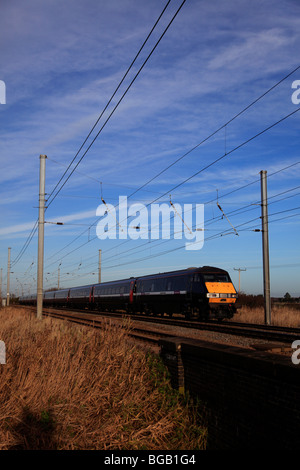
19 266 238 320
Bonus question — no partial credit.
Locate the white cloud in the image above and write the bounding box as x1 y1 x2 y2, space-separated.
1 0 299 295
0 209 96 237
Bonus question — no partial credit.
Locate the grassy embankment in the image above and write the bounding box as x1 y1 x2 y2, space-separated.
0 307 207 450
234 305 300 327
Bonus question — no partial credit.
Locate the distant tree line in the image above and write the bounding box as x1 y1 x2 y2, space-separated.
238 292 300 308
237 293 264 308
275 292 300 304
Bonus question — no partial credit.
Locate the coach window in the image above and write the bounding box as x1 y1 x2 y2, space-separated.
172 277 179 291
167 281 172 291
192 274 202 292
145 281 151 292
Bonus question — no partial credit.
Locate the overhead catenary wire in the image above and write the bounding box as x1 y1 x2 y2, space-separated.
46 157 167 197
95 195 300 267
43 102 300 273
43 157 300 272
64 105 300 256
16 179 300 291
60 66 300 247
45 105 300 268
11 221 38 268
44 168 300 273
119 64 300 201
10 59 300 272
39 204 300 288
99 208 300 271
43 156 300 275
9 0 183 268
46 0 174 205
146 107 300 206
45 0 187 209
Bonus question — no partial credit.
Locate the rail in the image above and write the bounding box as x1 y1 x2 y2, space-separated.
15 304 300 346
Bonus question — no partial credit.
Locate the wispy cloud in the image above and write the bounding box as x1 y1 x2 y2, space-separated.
1 0 299 295
0 208 96 238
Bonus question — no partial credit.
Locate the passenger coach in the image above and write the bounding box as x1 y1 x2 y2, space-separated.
19 266 237 320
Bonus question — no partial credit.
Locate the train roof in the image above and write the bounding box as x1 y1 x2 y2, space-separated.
135 266 228 280
39 266 229 296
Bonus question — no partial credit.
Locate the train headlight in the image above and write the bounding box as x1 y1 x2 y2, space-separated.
206 293 237 298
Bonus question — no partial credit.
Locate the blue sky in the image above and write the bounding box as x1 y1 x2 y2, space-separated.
0 0 299 297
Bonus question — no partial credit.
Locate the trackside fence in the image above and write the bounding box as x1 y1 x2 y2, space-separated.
159 337 300 449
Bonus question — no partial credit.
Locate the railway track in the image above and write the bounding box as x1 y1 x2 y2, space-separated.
17 304 300 346
37 307 171 348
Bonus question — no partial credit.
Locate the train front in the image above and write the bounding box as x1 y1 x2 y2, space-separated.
201 268 237 320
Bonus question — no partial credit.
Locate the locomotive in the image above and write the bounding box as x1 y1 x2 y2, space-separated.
19 266 237 320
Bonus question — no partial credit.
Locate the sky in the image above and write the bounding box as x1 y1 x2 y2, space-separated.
0 0 299 298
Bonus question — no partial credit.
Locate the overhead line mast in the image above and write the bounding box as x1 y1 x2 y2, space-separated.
37 154 47 320
260 170 271 325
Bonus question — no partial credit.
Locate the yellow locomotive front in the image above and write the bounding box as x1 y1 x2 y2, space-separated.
201 269 237 319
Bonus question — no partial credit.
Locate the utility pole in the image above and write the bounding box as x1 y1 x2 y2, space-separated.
6 248 11 307
98 249 102 283
233 267 246 293
37 155 47 320
0 268 2 303
260 170 271 325
58 266 60 290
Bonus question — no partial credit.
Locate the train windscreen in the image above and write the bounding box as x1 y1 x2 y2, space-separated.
203 273 230 283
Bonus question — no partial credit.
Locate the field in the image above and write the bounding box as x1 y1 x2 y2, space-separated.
234 305 300 327
1 303 297 450
0 307 207 450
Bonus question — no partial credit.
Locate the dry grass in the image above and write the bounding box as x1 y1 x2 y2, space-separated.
0 307 207 450
234 305 300 327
